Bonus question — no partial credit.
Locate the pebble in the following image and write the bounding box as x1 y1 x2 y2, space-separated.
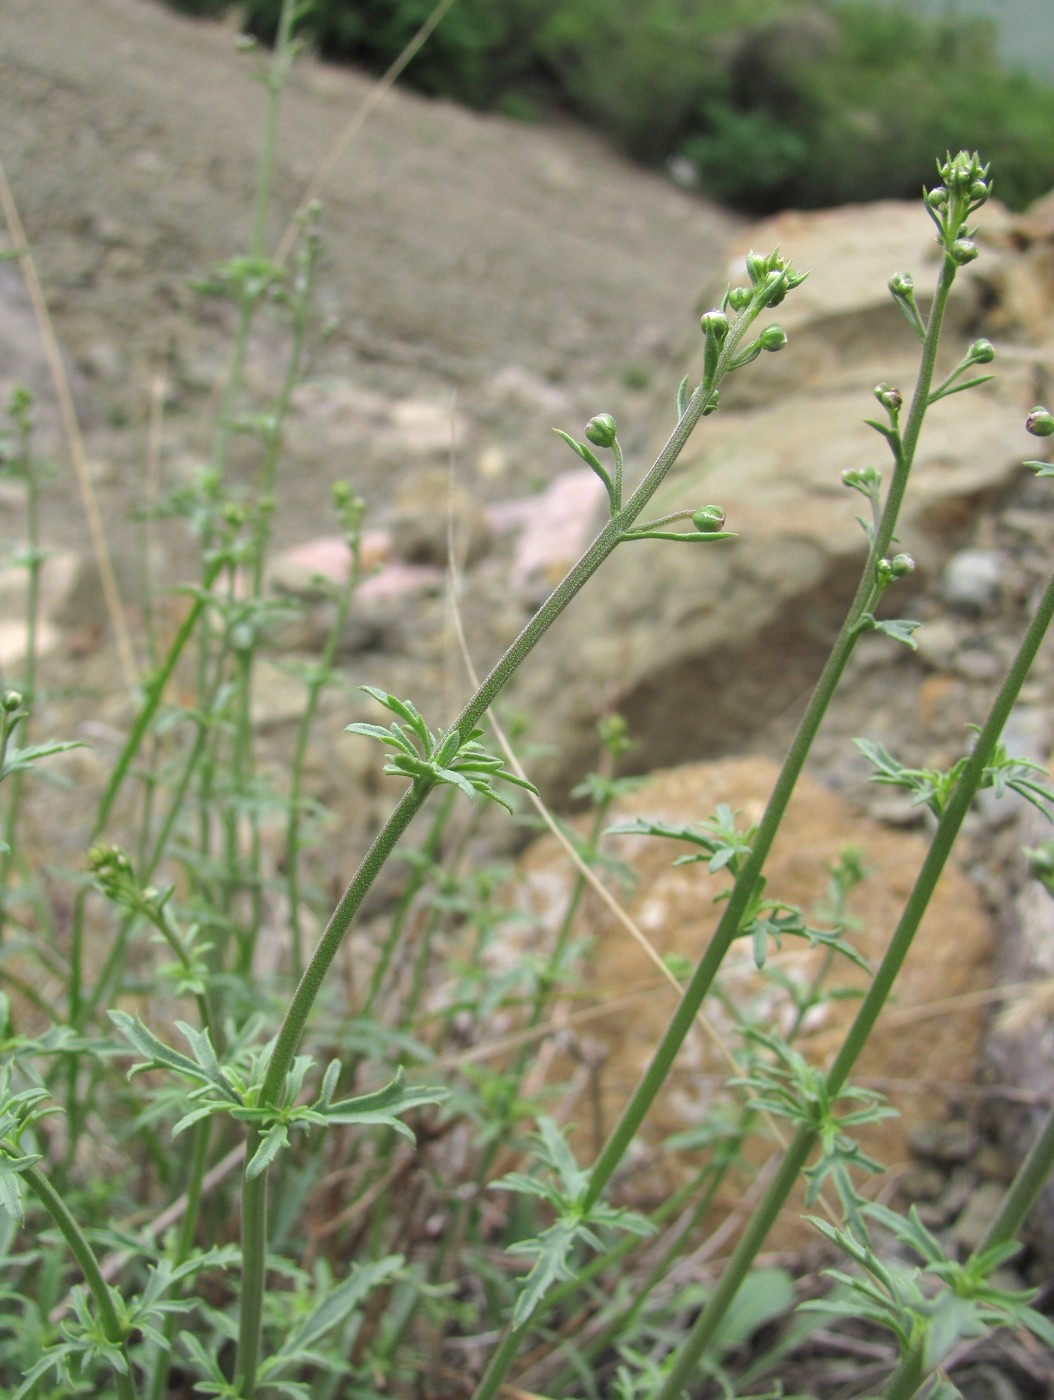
941 547 1005 614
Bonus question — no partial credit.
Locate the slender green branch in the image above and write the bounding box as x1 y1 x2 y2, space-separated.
649 561 1054 1400
234 262 797 1397
17 1156 136 1400
975 1098 1054 1259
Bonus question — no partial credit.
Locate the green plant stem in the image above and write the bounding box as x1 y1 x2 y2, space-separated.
233 287 781 1397
880 1332 928 1400
0 414 40 947
235 1124 269 1398
17 1156 136 1400
146 1118 212 1400
471 239 974 1400
975 1097 1054 1260
649 560 1054 1400
577 250 959 1220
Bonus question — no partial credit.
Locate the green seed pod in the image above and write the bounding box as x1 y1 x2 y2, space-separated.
585 414 618 448
1026 407 1054 437
692 505 726 532
759 325 788 352
700 310 729 342
950 238 979 265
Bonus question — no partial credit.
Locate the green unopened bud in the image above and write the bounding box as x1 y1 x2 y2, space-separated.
585 414 618 448
745 250 769 286
950 238 979 265
968 339 995 364
725 286 752 312
876 558 895 586
969 179 990 203
692 505 726 532
926 186 949 210
759 325 788 352
1026 406 1054 437
702 390 720 416
874 384 902 412
2 691 22 713
762 270 787 307
889 272 914 299
890 553 915 577
700 310 729 342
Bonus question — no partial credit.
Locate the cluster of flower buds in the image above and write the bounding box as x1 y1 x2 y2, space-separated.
924 151 991 249
876 553 916 587
874 383 903 414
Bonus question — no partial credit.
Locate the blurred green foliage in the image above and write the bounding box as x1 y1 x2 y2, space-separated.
164 0 1054 211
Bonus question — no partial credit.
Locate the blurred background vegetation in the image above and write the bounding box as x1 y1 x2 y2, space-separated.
160 0 1054 213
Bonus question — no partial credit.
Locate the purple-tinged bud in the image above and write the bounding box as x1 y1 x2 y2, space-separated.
692 505 726 532
890 553 915 578
759 325 788 352
968 339 995 364
1026 407 1054 437
950 238 979 265
585 414 618 448
700 310 729 341
874 383 902 412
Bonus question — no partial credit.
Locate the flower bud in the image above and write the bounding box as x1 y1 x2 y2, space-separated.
725 286 752 312
925 186 949 210
889 272 914 298
1026 407 1054 437
950 238 979 265
969 179 990 203
890 553 915 577
745 250 768 286
874 383 902 412
702 390 720 416
762 270 787 307
585 414 618 448
2 690 22 713
968 339 995 364
692 505 726 532
700 310 729 342
759 325 788 352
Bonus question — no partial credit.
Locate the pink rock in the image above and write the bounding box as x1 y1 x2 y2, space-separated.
487 469 606 586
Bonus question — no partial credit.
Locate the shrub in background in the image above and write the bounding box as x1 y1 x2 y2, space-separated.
159 0 1054 212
